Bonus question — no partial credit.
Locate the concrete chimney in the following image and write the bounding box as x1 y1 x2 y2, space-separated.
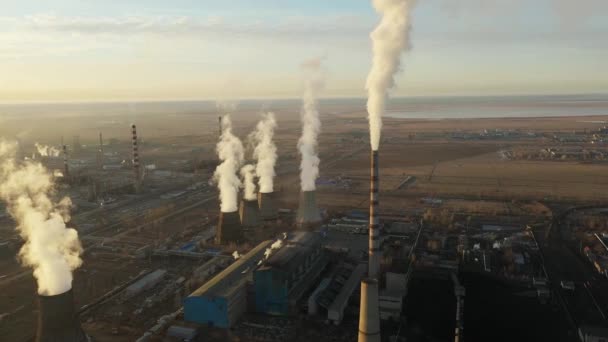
62 144 69 179
215 211 243 245
369 150 380 278
258 192 278 220
131 124 141 193
240 199 261 227
358 278 380 342
97 132 104 170
296 190 321 228
36 289 88 342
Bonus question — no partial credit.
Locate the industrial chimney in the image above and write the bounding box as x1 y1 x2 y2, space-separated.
36 289 88 342
62 144 69 179
358 278 380 342
240 199 261 228
258 192 278 220
215 211 243 245
131 124 141 193
97 132 104 170
368 150 380 278
296 190 321 228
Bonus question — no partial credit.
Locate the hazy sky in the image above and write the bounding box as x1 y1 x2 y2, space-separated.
0 0 607 102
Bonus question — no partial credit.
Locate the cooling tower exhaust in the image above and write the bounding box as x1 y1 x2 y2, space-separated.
36 289 88 342
358 278 380 342
258 192 278 220
369 150 380 278
296 190 321 228
240 199 261 227
215 211 243 245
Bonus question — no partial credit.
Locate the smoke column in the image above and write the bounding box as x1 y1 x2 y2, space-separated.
35 143 61 157
298 57 325 191
240 164 257 201
366 0 417 150
214 115 245 212
249 112 278 193
0 142 83 295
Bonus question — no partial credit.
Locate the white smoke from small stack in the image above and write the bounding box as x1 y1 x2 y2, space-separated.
249 112 278 193
232 250 241 260
366 0 417 151
0 141 83 295
264 238 284 260
298 56 326 191
214 115 244 212
240 164 257 201
35 143 61 157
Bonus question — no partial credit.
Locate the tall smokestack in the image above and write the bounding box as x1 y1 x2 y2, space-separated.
98 132 104 170
369 150 380 278
216 211 243 244
36 289 87 342
258 192 278 220
218 116 222 136
62 144 69 179
296 190 321 228
358 278 380 342
131 124 141 193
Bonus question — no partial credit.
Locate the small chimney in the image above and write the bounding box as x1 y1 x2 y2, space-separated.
131 124 141 193
258 192 278 220
216 211 243 245
369 150 380 278
358 278 380 342
296 190 321 228
240 199 261 228
36 289 88 342
62 145 69 179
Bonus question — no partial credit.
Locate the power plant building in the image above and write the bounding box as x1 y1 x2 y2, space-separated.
254 232 327 315
183 240 272 328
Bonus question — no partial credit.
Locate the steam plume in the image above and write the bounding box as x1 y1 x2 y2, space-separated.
298 57 325 191
214 115 244 212
240 164 257 201
0 142 83 295
366 0 417 150
35 143 61 157
249 112 278 193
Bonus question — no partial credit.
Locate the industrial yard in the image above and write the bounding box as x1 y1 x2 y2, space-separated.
1 101 608 341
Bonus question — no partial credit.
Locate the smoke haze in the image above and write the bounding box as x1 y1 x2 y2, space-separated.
249 112 278 193
0 141 83 296
35 143 61 157
214 115 245 212
366 0 417 151
298 57 325 191
240 164 257 201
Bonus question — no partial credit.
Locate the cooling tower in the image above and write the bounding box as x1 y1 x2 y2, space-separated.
240 199 261 227
369 150 380 278
258 192 278 220
296 190 321 227
36 289 88 342
215 211 243 245
358 278 380 342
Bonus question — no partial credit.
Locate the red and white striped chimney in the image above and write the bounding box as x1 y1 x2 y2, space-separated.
369 150 380 278
131 124 141 191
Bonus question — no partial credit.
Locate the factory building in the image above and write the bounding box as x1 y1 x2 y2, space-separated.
255 232 327 315
183 240 273 328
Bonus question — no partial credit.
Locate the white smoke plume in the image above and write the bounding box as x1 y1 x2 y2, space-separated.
232 250 241 260
240 164 257 201
264 236 285 260
249 112 278 193
298 56 325 191
366 0 417 151
0 141 83 295
214 115 244 212
35 143 61 157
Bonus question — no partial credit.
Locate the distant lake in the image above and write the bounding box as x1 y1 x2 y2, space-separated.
383 94 608 119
